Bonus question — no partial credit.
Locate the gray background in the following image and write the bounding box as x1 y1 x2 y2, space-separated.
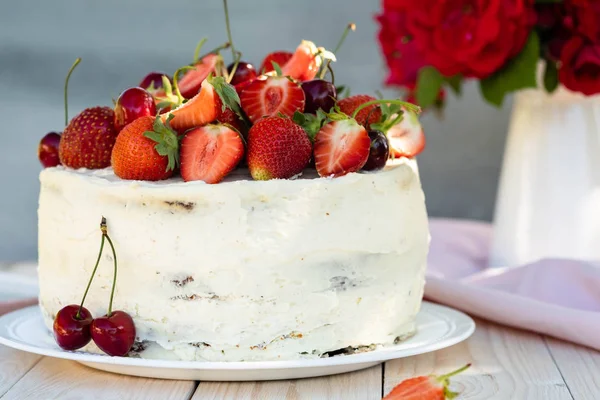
0 0 512 262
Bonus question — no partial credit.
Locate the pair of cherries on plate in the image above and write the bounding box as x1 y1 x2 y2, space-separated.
53 218 136 357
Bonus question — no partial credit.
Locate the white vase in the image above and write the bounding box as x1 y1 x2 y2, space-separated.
490 85 600 267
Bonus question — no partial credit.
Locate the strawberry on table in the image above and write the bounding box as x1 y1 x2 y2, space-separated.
247 116 312 180
111 115 180 181
59 106 118 169
240 76 306 123
337 94 382 126
180 124 244 184
383 364 471 400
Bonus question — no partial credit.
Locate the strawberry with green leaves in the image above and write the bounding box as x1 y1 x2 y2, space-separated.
383 364 471 400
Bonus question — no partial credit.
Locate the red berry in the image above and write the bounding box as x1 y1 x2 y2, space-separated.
362 130 390 171
216 107 248 137
240 76 305 123
180 124 245 184
53 305 93 351
177 54 219 99
91 310 136 357
337 95 382 126
301 79 337 114
383 364 470 400
388 111 426 158
227 61 257 86
114 87 157 132
260 51 293 74
139 72 171 95
59 107 118 169
281 41 321 81
38 132 62 168
314 119 370 177
247 117 312 180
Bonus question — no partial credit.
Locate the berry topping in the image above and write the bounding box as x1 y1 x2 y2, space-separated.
247 116 312 180
227 61 257 86
337 95 382 126
314 118 370 177
114 87 157 132
111 115 179 181
38 132 62 168
260 51 293 74
53 305 93 351
240 76 306 123
177 53 220 99
301 79 337 114
139 72 171 95
281 40 322 81
362 130 390 171
387 110 426 158
216 106 248 137
383 364 471 399
180 124 245 184
59 106 118 169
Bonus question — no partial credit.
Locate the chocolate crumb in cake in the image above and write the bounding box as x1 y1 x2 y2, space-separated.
164 201 195 211
171 276 194 287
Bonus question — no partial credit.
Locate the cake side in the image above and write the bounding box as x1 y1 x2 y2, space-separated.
38 159 429 361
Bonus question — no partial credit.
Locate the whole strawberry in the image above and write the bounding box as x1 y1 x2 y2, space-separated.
337 95 382 126
58 107 118 169
111 115 179 181
247 117 311 180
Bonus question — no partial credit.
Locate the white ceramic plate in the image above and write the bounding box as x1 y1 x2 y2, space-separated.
0 302 474 381
0 270 38 302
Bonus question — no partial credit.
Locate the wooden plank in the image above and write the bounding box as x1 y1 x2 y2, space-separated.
192 365 382 400
0 346 42 397
545 336 600 399
1 357 196 400
383 318 572 400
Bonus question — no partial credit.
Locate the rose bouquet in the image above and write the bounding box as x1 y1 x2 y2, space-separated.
376 0 600 107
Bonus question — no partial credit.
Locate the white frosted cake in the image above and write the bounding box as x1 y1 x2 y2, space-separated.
38 158 429 361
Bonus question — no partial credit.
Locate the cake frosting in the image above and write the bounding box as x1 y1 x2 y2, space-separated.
38 158 429 361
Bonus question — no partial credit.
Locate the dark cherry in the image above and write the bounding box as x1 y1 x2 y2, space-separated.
38 132 62 168
114 87 157 132
227 61 258 86
91 310 136 357
301 79 337 114
53 304 93 350
362 130 390 171
139 72 171 94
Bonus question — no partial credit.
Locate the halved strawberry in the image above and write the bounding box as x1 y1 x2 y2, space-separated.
180 124 244 184
281 41 321 81
337 95 382 126
388 109 426 158
177 54 219 99
314 118 370 177
240 76 305 123
260 51 293 74
383 364 470 400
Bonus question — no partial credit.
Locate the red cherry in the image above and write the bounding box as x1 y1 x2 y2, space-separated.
139 72 171 95
38 132 62 168
114 87 157 132
301 79 337 114
91 311 136 357
227 61 257 86
53 305 93 350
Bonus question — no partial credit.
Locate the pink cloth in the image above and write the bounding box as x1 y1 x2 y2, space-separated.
427 218 600 350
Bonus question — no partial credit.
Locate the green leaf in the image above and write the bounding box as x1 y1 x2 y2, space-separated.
271 61 283 77
480 31 540 107
143 131 162 143
142 115 181 171
416 66 444 108
445 75 463 95
293 110 324 142
543 60 559 94
209 75 242 113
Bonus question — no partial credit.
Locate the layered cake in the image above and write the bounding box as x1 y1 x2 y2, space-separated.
36 7 429 361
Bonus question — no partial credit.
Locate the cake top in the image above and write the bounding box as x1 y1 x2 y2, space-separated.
37 3 426 186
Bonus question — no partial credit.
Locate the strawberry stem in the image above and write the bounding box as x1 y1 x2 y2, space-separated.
192 38 208 63
222 0 236 63
352 99 421 120
64 57 81 126
436 363 472 382
76 216 105 320
103 221 118 317
172 66 195 104
319 23 355 80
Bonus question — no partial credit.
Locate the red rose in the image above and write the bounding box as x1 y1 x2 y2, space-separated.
378 0 536 79
559 36 600 95
376 9 428 86
569 0 600 41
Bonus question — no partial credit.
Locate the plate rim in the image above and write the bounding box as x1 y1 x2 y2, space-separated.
0 301 475 371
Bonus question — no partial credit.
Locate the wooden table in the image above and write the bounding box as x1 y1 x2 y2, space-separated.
1 263 599 399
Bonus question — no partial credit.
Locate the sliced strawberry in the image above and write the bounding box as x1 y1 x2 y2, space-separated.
383 364 470 400
281 41 321 81
164 79 221 132
180 124 244 184
314 119 370 177
240 76 305 123
388 110 426 158
177 54 219 99
337 95 382 126
260 51 293 74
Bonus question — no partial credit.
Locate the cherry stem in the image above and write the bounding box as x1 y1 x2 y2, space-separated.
352 99 421 119
172 66 195 104
194 42 231 65
319 23 355 80
64 57 81 126
192 38 208 63
226 51 242 84
103 223 118 317
327 63 335 86
436 363 472 382
223 0 236 62
76 219 105 320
